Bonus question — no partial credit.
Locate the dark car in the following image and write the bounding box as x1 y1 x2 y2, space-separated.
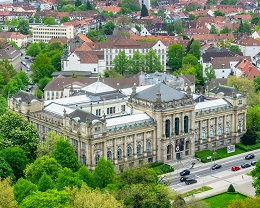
180 176 189 182
185 178 197 185
245 154 255 160
251 161 257 166
211 164 222 170
180 169 190 176
241 163 251 168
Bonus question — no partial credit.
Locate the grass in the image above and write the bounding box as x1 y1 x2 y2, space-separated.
203 192 247 208
147 162 174 175
181 186 212 197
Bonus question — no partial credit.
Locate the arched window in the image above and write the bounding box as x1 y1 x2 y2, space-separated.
94 154 100 165
137 144 142 155
210 128 214 137
146 141 151 153
127 146 132 157
82 154 86 165
175 118 180 135
107 150 112 161
167 144 172 160
165 119 170 137
117 148 122 160
184 116 189 133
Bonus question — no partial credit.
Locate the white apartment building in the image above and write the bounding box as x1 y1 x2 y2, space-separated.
32 25 74 43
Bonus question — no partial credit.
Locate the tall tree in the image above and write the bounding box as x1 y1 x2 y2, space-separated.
204 65 216 84
0 58 16 77
144 49 163 73
77 166 93 188
0 156 15 180
92 157 116 189
189 40 201 59
0 178 18 208
19 189 70 208
102 21 115 35
247 105 260 131
168 44 185 70
53 139 81 172
174 19 183 34
220 26 231 34
38 172 55 192
129 50 144 74
17 19 29 35
0 111 38 161
240 129 257 145
74 0 82 7
26 43 41 57
13 178 38 204
56 167 82 190
0 147 28 179
141 4 149 17
42 16 57 25
229 45 241 52
252 161 260 195
166 23 174 34
24 155 62 184
60 16 70 24
113 50 129 75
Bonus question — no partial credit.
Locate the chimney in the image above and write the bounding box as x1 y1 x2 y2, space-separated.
244 59 246 63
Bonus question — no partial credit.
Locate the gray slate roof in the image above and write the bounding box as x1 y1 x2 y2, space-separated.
68 109 102 123
209 85 241 97
134 83 188 102
13 91 39 103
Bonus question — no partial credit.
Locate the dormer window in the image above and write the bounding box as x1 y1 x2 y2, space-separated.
238 99 242 105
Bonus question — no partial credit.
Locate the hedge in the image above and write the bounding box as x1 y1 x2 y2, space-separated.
236 143 260 151
147 162 174 175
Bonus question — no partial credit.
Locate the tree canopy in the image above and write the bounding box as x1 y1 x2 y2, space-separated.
0 177 18 208
113 51 129 75
168 44 185 70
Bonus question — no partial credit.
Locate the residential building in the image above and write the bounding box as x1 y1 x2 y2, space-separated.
8 82 247 172
0 42 21 70
235 59 260 79
32 25 74 43
0 32 27 48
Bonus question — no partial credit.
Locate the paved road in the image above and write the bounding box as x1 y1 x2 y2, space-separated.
167 149 260 197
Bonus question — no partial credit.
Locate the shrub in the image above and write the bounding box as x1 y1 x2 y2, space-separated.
236 143 260 151
147 162 164 168
227 184 235 193
240 129 257 145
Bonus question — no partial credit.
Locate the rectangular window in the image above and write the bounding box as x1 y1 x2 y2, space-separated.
184 116 189 133
148 157 153 163
96 109 101 116
212 142 216 147
67 136 70 142
95 126 101 132
175 118 180 135
238 99 242 105
106 107 115 114
121 105 125 112
82 142 86 150
195 146 200 151
203 144 208 149
73 139 78 148
219 140 224 146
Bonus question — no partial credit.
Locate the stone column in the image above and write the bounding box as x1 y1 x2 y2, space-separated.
103 141 107 160
113 138 118 164
172 114 176 136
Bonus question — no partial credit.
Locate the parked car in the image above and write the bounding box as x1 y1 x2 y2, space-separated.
185 178 197 185
251 161 257 166
211 164 222 170
231 166 240 171
180 176 189 182
22 61 26 65
245 153 255 160
241 163 251 168
180 169 190 176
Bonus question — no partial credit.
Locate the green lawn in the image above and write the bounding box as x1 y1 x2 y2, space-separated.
181 186 212 197
203 192 247 208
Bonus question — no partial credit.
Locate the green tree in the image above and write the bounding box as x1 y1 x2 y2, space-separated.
0 95 7 116
230 45 241 52
227 197 260 208
119 167 157 185
54 139 80 172
98 36 106 42
0 157 15 180
240 129 257 145
144 49 163 73
129 50 144 74
220 26 231 34
252 16 260 25
210 24 218 34
25 155 62 184
19 189 70 208
60 16 70 24
0 178 18 208
13 178 38 204
17 19 29 35
30 53 56 83
10 41 20 50
77 166 93 188
189 40 201 59
247 106 260 131
5 18 19 26
66 184 124 208
51 51 62 71
174 19 182 34
103 69 124 78
113 50 129 75
217 39 232 49
43 16 57 25
227 184 236 192
38 172 55 192
0 58 16 78
102 21 115 35
0 147 28 179
28 16 34 23
189 14 195 20
37 77 52 91
135 24 141 32
92 157 116 189
251 161 260 195
166 23 174 34
86 30 100 41
168 44 185 70
172 195 186 208
0 65 10 88
56 167 82 190
204 65 216 83
121 0 140 11
34 89 43 99
26 43 41 57
214 10 225 16
75 0 82 7
35 14 41 23
86 0 94 10
141 4 149 17
0 111 38 161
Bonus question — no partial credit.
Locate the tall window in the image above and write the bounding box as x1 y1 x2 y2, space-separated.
165 119 170 137
82 155 86 165
95 154 100 165
184 116 189 133
202 130 206 139
167 145 172 160
127 146 133 157
117 148 122 160
226 122 230 134
238 121 242 133
218 125 222 135
175 118 180 135
210 128 214 137
146 141 151 153
137 144 142 155
107 150 112 161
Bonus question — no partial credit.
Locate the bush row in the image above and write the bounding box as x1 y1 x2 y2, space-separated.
236 142 260 151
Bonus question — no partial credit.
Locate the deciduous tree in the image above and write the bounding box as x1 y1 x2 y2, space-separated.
0 177 18 208
77 166 93 188
144 49 163 73
229 45 241 52
18 19 29 35
13 178 38 204
240 129 257 145
113 50 129 75
168 44 185 70
54 139 81 172
43 16 57 25
0 157 15 180
56 167 82 190
38 172 55 192
189 40 201 59
204 65 216 83
26 43 41 57
174 19 183 34
102 21 115 35
129 50 144 74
